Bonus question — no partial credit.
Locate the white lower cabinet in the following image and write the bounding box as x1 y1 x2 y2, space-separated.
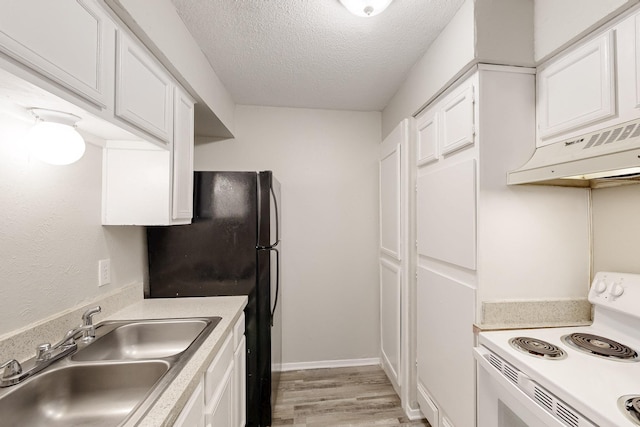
206 356 234 427
174 380 205 427
175 314 246 427
233 315 247 427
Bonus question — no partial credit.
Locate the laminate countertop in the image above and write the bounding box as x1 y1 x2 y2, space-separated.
104 296 248 427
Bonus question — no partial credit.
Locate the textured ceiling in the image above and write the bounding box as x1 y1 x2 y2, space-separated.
171 0 465 111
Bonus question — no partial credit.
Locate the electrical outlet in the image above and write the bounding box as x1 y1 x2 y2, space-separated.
98 259 111 287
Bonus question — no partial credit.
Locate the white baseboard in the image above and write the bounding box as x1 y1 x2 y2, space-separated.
280 357 380 372
404 406 424 421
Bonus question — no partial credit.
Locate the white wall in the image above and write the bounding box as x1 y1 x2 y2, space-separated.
0 108 145 336
194 105 381 365
382 0 535 139
381 0 475 139
534 0 639 62
475 0 534 67
592 185 640 274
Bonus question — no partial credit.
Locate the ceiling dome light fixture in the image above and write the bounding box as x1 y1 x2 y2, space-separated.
339 0 394 17
26 108 86 165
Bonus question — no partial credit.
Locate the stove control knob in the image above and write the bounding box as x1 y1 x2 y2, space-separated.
610 282 624 298
594 279 608 294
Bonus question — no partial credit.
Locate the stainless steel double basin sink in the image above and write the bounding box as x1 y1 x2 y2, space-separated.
0 317 221 426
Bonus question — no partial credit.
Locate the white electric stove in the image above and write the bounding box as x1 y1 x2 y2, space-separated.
474 272 640 427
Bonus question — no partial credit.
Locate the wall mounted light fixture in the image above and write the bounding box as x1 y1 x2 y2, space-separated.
339 0 393 17
26 108 86 165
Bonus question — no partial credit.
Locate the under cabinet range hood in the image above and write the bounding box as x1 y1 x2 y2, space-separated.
508 118 640 188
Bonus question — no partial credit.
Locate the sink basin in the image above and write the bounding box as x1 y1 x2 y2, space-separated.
0 316 222 426
73 318 215 361
0 361 169 427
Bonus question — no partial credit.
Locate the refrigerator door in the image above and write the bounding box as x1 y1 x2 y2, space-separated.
147 172 258 297
257 171 282 426
268 175 282 407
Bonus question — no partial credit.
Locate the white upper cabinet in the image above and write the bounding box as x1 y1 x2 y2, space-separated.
415 77 475 164
116 29 173 143
416 109 438 166
535 8 640 147
0 0 115 108
102 87 195 226
441 84 475 155
537 31 615 143
0 1 196 226
172 86 195 222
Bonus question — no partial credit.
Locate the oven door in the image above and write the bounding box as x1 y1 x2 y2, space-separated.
474 346 570 427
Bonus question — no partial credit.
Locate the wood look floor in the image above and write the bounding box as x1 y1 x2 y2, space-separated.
271 365 431 426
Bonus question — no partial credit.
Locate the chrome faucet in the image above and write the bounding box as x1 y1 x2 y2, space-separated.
80 306 101 342
0 306 102 387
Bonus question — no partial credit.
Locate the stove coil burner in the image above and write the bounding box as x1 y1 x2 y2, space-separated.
618 395 640 426
509 337 566 360
562 333 639 362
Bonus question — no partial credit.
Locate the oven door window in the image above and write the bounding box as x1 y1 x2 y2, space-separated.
499 401 529 427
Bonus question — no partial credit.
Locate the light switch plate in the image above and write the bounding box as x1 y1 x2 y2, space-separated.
98 259 111 287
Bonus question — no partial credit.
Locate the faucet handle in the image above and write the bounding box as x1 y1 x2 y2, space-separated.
82 306 102 326
80 306 101 342
36 343 52 362
0 359 22 378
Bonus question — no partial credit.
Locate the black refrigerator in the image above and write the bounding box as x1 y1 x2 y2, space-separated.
146 171 282 427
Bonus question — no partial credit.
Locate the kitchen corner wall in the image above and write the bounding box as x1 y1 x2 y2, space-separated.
0 108 145 337
592 185 640 273
194 105 381 366
534 0 639 63
382 0 535 139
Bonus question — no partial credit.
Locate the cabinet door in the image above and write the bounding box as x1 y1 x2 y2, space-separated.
102 147 171 226
378 120 408 394
174 379 205 427
416 108 438 166
440 84 474 155
205 362 234 427
417 159 477 270
233 336 247 427
172 86 194 222
380 140 401 258
116 29 173 143
0 0 115 107
538 31 615 142
416 269 475 427
380 259 401 387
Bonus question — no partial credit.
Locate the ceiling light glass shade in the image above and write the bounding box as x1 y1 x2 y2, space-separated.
26 109 85 165
339 0 393 17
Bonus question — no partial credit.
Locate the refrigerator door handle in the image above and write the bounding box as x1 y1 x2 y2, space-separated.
270 183 280 248
267 246 279 326
255 245 280 325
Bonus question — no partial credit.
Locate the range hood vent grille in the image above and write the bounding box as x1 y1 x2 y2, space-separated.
508 118 640 187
